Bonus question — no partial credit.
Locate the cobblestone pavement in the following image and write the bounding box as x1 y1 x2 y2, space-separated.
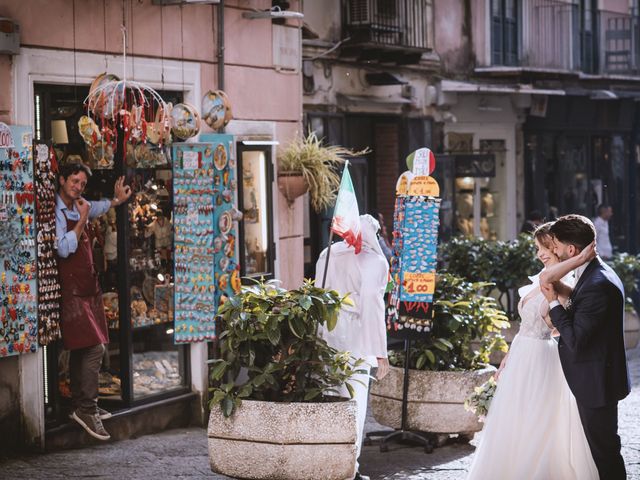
2 345 639 479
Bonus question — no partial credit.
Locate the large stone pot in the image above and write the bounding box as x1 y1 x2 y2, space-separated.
208 399 358 480
625 309 640 350
370 365 495 436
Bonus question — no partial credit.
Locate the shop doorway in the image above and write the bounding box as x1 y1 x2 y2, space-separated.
35 83 190 427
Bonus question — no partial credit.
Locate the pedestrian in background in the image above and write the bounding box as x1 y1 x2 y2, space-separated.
593 204 614 260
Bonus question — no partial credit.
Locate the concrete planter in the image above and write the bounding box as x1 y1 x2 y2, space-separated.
208 399 358 480
370 365 496 436
625 309 640 350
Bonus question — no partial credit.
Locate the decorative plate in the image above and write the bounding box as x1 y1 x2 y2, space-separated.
213 143 227 170
202 90 232 130
218 210 232 235
170 103 201 140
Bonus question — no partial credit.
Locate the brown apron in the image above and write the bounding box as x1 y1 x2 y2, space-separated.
58 214 108 350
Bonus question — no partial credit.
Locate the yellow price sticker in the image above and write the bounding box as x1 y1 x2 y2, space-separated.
402 272 436 294
408 176 440 196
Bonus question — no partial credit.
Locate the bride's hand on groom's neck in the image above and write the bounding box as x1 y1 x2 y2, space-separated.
578 241 597 264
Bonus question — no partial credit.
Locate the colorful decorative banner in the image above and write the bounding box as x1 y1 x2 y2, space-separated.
0 126 38 357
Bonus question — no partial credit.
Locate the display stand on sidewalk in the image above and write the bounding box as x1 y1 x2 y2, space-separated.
366 147 442 454
364 338 436 454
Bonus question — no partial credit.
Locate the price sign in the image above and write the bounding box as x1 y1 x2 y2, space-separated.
408 176 440 196
402 272 435 295
183 150 200 170
395 172 413 194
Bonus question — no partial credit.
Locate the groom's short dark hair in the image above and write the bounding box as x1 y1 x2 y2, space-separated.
550 215 595 250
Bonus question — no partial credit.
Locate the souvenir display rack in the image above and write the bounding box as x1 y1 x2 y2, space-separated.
0 125 38 357
368 148 442 453
172 137 240 343
34 143 62 345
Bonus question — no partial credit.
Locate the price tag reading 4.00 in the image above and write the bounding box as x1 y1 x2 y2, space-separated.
402 272 435 294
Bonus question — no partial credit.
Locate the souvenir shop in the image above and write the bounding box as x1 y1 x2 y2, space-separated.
0 68 277 447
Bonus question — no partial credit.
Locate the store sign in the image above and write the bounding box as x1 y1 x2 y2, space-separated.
454 154 495 178
0 122 15 148
273 25 300 72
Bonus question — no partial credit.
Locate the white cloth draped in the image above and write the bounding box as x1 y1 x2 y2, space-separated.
315 214 389 361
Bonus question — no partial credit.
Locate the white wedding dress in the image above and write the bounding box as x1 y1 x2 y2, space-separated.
466 274 598 480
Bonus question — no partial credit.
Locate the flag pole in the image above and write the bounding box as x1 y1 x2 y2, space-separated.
321 160 349 289
321 231 333 289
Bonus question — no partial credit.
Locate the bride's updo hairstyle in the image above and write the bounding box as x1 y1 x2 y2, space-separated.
533 222 555 250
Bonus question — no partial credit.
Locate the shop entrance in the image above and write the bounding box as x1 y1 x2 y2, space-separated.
35 83 190 428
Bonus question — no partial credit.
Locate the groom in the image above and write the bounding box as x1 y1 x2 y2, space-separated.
541 214 630 479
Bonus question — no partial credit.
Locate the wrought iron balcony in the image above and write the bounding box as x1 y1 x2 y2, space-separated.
488 0 640 77
599 9 640 75
341 0 432 64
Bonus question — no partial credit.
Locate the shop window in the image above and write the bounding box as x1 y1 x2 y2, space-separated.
237 144 275 281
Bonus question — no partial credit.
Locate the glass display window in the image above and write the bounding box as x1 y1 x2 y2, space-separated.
237 144 275 280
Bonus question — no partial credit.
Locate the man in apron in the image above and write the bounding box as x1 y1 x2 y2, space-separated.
55 162 131 441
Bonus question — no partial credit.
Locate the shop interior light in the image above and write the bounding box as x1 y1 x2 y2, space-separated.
150 203 158 210
166 328 174 335
157 273 165 282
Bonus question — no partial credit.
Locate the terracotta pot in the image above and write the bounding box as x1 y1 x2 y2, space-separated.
370 365 495 436
208 399 358 480
624 309 640 350
277 172 308 205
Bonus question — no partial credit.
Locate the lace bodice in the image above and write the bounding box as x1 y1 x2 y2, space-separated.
517 289 553 340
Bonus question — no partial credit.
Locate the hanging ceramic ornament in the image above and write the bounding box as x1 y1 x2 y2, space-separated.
202 90 232 130
170 103 201 140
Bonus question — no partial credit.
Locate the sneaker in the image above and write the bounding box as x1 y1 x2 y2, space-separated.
71 410 111 441
97 407 112 420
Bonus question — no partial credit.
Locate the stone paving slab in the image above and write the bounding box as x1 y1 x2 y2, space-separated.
1 345 639 479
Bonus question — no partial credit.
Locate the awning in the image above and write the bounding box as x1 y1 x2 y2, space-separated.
336 93 413 105
440 79 565 96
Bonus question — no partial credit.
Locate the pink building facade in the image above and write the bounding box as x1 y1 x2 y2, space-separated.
0 0 304 450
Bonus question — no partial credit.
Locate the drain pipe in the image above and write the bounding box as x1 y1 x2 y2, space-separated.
217 0 225 92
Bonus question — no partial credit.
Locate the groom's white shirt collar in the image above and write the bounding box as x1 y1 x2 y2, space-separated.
574 261 589 283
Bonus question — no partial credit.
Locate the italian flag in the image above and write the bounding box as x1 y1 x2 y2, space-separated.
331 163 362 254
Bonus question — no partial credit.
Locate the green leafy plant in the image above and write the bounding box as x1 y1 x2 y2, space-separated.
607 252 640 312
278 131 369 213
208 279 365 417
389 274 510 372
439 234 539 318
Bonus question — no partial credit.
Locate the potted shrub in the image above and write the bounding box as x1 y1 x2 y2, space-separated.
607 252 640 349
439 235 538 362
370 274 509 440
277 131 368 211
207 279 365 480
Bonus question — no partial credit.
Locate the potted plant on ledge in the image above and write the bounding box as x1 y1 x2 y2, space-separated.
370 273 509 442
277 131 368 211
207 279 365 480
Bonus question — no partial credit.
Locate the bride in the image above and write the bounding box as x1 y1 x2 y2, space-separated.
466 223 598 479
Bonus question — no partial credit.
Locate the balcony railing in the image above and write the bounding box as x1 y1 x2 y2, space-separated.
342 0 431 55
599 10 640 75
520 0 579 71
489 1 640 77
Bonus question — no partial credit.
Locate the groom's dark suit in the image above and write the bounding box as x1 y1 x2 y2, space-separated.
550 257 630 479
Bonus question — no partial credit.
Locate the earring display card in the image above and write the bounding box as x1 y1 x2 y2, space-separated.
172 137 239 344
34 143 62 346
0 126 38 357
